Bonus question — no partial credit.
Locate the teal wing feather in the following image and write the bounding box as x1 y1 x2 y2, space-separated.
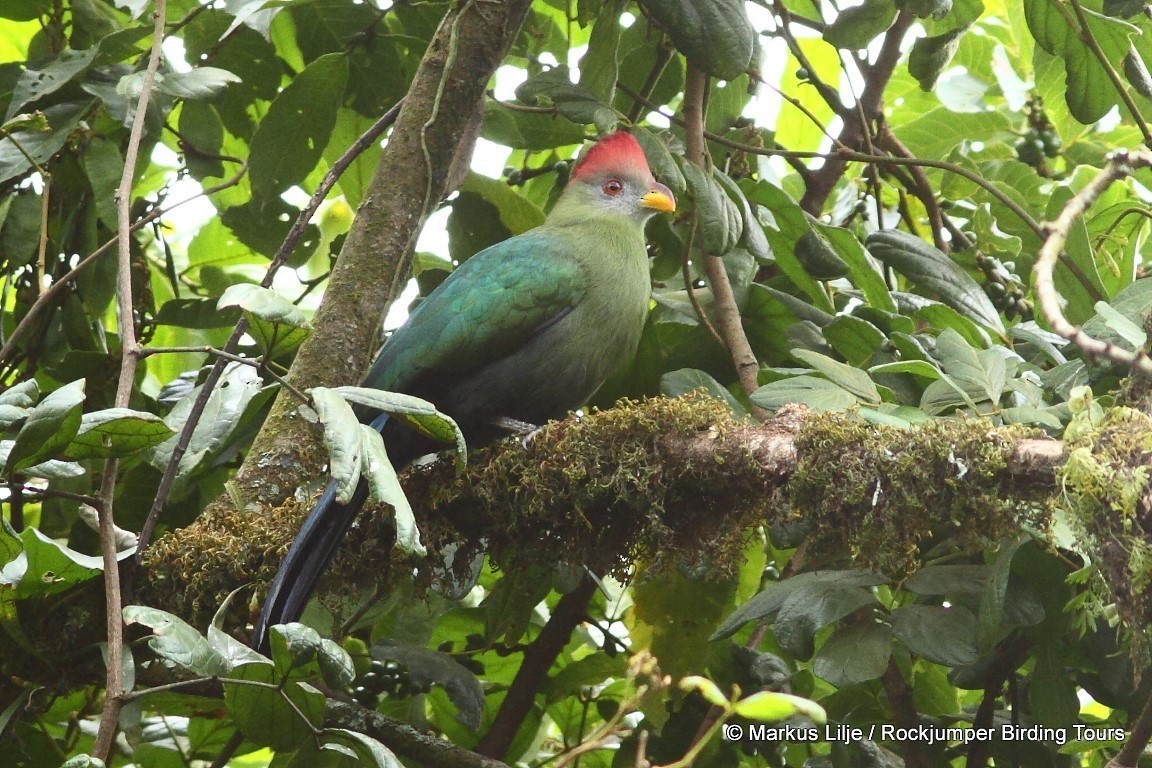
365 230 584 393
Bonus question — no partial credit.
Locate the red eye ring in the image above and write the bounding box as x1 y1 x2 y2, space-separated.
603 178 624 196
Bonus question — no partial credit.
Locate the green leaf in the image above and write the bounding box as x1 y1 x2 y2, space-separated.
909 27 968 90
311 387 363 505
750 376 859 412
867 230 1003 333
6 379 85 474
579 0 624 104
823 316 885 366
1024 0 1139 123
481 100 586 150
712 570 886 640
794 229 849 279
681 160 742 256
64 408 175 459
868 360 942 381
732 691 828 725
155 66 241 100
320 729 404 768
359 424 425 556
147 364 265 498
679 675 729 707
0 380 38 408
123 606 231 677
825 0 898 50
812 621 892 686
638 0 755 79
249 52 349 201
775 581 879 659
457 172 546 235
0 103 86 184
1082 278 1152 350
978 535 1027 641
318 638 357 693
904 564 989 594
516 68 615 127
660 368 747 415
208 589 268 672
898 0 953 19
218 283 313 358
331 386 466 460
5 47 100 121
890 605 979 666
6 527 132 599
790 349 882 403
223 661 325 751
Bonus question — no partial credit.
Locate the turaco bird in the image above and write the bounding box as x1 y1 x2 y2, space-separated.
252 131 676 651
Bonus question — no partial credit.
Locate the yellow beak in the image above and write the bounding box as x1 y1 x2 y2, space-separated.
640 182 676 213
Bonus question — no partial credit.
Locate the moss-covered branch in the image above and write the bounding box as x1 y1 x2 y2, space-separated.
141 396 1065 626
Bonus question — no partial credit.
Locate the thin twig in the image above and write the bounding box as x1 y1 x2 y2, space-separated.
681 215 724 348
140 345 310 403
682 65 768 420
93 0 167 758
1033 148 1152 374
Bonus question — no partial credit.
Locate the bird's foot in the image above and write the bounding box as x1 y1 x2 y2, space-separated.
490 416 543 448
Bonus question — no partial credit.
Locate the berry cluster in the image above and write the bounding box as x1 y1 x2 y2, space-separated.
1014 99 1062 175
976 251 1032 320
351 659 426 709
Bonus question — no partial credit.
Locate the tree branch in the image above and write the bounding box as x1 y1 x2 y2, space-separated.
93 0 167 758
476 579 598 758
1033 147 1152 374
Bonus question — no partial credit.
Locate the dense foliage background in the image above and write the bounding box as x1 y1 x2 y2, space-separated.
4 0 1152 765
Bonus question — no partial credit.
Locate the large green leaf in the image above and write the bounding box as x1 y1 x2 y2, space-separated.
812 621 893 686
790 349 882 403
638 0 755 79
249 52 349 202
1024 0 1139 123
825 0 898 49
6 380 85 474
891 605 979 666
867 230 1004 333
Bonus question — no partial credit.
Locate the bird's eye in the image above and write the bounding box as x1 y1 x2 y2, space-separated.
603 179 624 196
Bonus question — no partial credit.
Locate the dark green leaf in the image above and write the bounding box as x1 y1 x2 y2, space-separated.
638 0 755 79
750 376 858 412
812 621 892 686
6 379 85 473
823 316 885 366
123 606 231 677
249 53 349 202
64 408 175 459
891 605 979 666
904 565 989 595
1024 0 1138 123
712 570 885 640
790 349 881 403
775 582 878 659
223 661 324 751
866 230 1003 332
156 66 241 100
660 368 747 415
909 27 967 90
579 0 624 104
825 0 898 50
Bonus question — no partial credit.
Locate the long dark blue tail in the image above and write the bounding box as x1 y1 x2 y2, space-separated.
251 413 389 653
